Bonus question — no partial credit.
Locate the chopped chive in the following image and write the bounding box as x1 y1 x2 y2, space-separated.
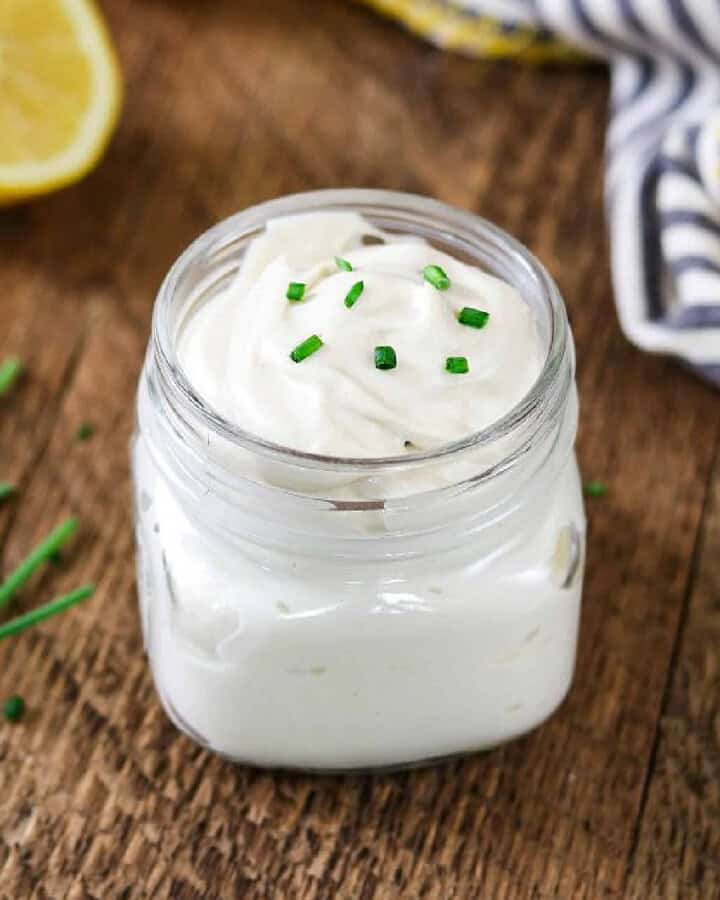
75 422 95 442
3 695 25 723
374 346 397 370
423 264 451 291
344 281 364 309
446 356 470 375
584 481 608 498
0 483 15 503
0 517 78 613
335 256 353 272
0 357 23 395
0 585 94 641
286 282 306 302
458 307 490 329
290 334 323 363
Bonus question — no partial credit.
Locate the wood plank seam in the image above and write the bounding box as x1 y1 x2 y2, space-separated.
624 425 720 886
0 318 91 560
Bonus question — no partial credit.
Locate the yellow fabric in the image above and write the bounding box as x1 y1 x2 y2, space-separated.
358 0 583 62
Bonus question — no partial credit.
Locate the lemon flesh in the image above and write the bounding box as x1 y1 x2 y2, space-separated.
0 0 122 202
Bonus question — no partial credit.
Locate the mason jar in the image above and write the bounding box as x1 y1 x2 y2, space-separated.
132 189 585 772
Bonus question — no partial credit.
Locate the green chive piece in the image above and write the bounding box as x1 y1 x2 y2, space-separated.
3 695 25 723
423 265 451 291
0 585 94 642
286 282 306 302
75 422 95 442
584 481 608 498
290 335 323 363
0 517 79 613
0 483 16 503
446 356 470 375
374 346 397 370
335 256 353 272
458 307 490 329
0 357 23 396
344 281 364 309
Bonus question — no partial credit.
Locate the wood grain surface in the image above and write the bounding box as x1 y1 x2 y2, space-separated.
1 1 719 897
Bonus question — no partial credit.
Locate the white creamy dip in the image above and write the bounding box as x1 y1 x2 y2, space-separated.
178 212 544 459
134 197 585 771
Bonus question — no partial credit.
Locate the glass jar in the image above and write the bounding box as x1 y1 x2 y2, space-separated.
132 189 585 772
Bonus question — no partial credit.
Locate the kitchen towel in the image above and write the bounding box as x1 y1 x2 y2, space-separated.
362 0 720 386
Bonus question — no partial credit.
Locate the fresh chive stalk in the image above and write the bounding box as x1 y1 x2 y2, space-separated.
290 335 323 363
0 483 15 503
0 585 94 641
335 257 353 272
423 265 451 291
76 422 95 442
286 282 306 302
344 281 364 309
3 695 25 722
374 346 397 370
0 357 23 395
446 356 470 374
457 307 490 329
584 481 608 498
0 517 78 612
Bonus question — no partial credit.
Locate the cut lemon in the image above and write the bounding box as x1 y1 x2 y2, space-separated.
0 0 122 203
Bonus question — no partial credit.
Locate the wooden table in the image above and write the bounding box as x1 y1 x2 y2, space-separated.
2 1 719 897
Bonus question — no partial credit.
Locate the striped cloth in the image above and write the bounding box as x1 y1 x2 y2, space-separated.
362 0 720 386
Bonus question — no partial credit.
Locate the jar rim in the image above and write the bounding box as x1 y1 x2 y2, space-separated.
153 189 570 475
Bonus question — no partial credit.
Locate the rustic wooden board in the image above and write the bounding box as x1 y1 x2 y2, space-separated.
625 448 720 900
1 1 719 897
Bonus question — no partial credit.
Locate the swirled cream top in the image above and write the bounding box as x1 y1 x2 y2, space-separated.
178 212 543 458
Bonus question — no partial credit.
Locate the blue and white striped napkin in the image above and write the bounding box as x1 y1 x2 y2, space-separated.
362 0 720 386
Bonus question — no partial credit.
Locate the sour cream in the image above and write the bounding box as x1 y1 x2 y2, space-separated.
178 212 544 459
133 195 585 771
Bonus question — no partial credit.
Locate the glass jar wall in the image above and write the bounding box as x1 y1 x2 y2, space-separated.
132 190 585 772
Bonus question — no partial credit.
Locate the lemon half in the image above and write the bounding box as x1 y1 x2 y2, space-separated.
0 0 122 203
